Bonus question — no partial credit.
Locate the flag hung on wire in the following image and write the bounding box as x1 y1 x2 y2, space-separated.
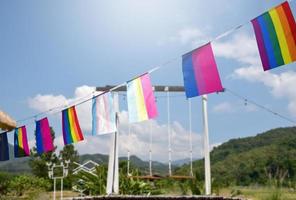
0 132 9 161
127 73 158 123
36 117 54 154
14 126 30 157
251 1 296 71
62 106 84 145
92 92 117 135
182 43 223 98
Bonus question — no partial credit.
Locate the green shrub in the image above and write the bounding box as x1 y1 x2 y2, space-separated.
0 172 12 196
9 175 51 196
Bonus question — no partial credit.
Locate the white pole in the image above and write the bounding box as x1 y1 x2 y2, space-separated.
61 179 63 200
166 87 172 176
53 178 56 200
202 95 211 195
188 99 193 177
106 92 119 195
149 121 152 176
127 124 131 176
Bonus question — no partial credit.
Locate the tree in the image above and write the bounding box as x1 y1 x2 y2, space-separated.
29 127 58 178
59 144 80 189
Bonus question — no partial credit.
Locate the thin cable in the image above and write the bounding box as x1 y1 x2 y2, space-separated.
225 88 296 125
9 0 290 131
149 121 153 176
188 99 193 177
127 123 131 176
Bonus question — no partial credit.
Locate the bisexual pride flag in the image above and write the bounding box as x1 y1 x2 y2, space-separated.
62 106 84 145
182 43 223 98
252 1 296 71
127 73 158 123
14 126 30 157
36 117 54 154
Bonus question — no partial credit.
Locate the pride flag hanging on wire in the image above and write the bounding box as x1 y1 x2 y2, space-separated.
127 73 158 123
252 1 296 71
182 43 223 98
14 126 30 157
36 117 54 154
62 106 84 145
92 93 117 135
0 132 9 161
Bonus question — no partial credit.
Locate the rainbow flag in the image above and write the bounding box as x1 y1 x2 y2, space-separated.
14 126 30 157
36 117 54 154
252 1 296 71
127 73 158 123
92 93 117 135
62 106 84 145
182 43 223 98
0 132 9 161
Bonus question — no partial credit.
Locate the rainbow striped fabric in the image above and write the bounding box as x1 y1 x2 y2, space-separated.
62 106 84 145
127 73 158 123
0 132 9 161
182 43 223 98
252 1 296 71
14 126 30 157
92 93 117 135
36 117 54 154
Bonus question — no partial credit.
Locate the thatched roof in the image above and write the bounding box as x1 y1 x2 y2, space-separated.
0 110 16 132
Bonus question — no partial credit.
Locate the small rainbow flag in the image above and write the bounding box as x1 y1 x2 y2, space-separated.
182 43 223 98
127 73 158 123
252 1 296 71
14 126 30 157
62 106 84 145
92 93 117 135
0 132 9 161
36 117 54 154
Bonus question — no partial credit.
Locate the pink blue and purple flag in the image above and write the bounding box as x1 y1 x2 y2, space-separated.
127 73 158 123
0 132 9 161
251 1 296 71
14 126 30 157
92 92 117 135
36 117 54 154
182 43 223 98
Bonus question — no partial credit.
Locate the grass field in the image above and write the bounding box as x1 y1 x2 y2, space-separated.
219 186 296 200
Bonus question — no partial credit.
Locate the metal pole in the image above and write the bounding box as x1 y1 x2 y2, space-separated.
61 179 63 200
53 178 56 200
188 99 193 177
127 124 131 176
166 87 172 176
202 95 211 195
149 121 152 176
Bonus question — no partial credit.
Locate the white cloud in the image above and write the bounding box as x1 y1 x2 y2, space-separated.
28 86 204 162
234 66 296 116
212 31 296 117
212 102 234 113
159 27 211 47
212 101 258 114
212 33 260 66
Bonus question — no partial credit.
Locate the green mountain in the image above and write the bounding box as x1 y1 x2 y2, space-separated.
0 147 173 175
79 154 173 175
175 127 296 186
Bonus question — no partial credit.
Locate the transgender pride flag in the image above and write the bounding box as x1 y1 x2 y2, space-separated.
92 92 117 135
182 43 223 98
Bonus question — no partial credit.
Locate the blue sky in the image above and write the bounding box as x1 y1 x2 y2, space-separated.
1 0 296 161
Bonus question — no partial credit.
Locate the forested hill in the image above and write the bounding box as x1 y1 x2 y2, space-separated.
175 127 296 186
